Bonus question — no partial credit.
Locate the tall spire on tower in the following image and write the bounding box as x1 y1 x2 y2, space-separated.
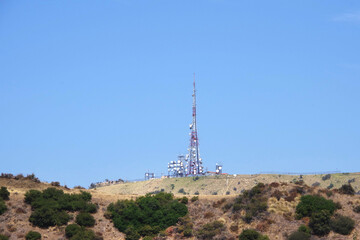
186 73 204 175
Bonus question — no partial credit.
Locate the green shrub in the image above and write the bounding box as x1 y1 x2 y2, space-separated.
76 212 95 227
0 200 7 215
338 184 355 195
232 183 268 223
176 215 193 237
71 229 96 240
0 187 10 200
107 192 187 237
56 211 71 226
125 226 141 240
178 188 185 194
25 231 41 240
183 228 192 237
180 197 188 204
138 225 158 237
238 229 269 240
353 205 360 213
194 191 199 195
322 174 331 181
298 225 311 235
142 237 153 240
195 221 225 240
330 214 355 235
309 210 331 236
295 195 336 219
29 207 56 228
191 196 199 202
65 224 81 238
288 231 310 240
0 234 9 240
65 224 97 240
25 190 42 204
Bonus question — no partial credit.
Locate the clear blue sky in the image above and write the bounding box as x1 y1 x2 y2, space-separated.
1 1 359 187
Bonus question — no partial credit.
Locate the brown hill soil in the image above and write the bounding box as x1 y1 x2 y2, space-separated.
1 176 360 239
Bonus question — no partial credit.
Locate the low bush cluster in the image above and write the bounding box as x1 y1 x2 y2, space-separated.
330 214 355 235
238 229 269 240
353 205 360 213
0 173 40 183
25 187 96 228
65 224 99 240
288 225 311 240
195 221 225 240
232 183 268 223
295 195 355 237
179 197 188 204
25 231 41 240
322 174 331 181
176 215 193 237
178 188 186 194
190 196 199 202
338 184 355 195
106 192 188 239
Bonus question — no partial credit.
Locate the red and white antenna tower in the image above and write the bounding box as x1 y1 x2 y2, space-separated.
186 73 204 175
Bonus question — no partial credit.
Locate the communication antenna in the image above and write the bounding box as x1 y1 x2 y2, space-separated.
186 73 204 175
168 155 186 177
145 171 155 180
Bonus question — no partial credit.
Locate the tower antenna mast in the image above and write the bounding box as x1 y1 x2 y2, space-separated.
187 73 204 175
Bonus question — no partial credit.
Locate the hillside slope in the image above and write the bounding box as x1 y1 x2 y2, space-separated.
94 173 360 196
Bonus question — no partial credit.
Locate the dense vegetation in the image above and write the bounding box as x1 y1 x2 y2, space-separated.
106 192 188 239
232 183 268 223
238 229 269 240
24 187 97 228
